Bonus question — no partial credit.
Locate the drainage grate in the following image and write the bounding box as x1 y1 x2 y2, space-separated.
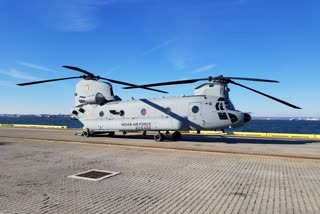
68 169 120 181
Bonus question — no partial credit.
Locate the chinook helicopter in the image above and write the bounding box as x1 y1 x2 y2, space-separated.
17 66 301 141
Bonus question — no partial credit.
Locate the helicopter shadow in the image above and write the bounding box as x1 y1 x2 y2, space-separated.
94 133 314 145
0 142 14 146
181 134 314 145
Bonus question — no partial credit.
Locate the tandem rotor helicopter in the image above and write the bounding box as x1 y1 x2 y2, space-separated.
17 66 301 141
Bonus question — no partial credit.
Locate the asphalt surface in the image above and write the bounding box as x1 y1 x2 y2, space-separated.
0 127 320 213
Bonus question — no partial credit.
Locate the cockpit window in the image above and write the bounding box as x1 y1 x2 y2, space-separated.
215 100 235 111
215 102 225 111
218 112 228 120
225 101 235 110
215 103 220 110
220 103 224 110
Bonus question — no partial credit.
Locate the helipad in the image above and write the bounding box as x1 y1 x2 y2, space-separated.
0 127 319 213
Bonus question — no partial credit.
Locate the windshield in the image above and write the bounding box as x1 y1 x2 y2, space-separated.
225 101 235 110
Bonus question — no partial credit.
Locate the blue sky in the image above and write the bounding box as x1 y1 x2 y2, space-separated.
0 0 319 117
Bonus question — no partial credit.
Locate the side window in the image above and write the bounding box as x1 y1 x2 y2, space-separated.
192 106 200 114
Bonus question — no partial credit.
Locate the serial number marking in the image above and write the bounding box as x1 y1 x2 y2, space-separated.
121 122 152 130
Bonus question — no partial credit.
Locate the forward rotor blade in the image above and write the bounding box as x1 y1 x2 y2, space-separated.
17 76 84 86
123 78 205 89
229 80 301 109
100 77 168 93
222 77 279 83
62 66 167 93
100 77 142 86
62 66 95 77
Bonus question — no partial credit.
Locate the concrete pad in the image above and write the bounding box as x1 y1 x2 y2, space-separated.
0 127 320 159
0 128 320 213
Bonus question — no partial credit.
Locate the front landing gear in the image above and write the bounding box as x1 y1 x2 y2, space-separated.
106 132 115 137
154 132 165 142
172 131 182 141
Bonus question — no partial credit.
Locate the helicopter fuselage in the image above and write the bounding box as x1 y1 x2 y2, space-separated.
71 79 251 134
75 95 250 132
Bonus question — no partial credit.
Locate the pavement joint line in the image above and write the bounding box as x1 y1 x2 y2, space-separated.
1 135 320 160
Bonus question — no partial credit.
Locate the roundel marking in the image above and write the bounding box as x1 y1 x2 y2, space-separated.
141 108 147 116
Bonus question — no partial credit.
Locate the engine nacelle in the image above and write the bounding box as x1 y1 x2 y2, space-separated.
74 79 120 107
78 93 106 105
195 81 228 97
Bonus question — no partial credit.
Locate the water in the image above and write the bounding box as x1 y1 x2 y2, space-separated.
0 116 320 134
229 120 320 134
0 115 83 129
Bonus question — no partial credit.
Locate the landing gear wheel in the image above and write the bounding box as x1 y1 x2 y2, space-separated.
82 128 91 137
172 131 182 141
123 131 127 136
142 131 147 136
154 133 165 142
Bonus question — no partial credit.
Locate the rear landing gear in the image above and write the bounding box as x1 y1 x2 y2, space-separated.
154 132 165 142
172 131 182 141
81 129 115 137
153 131 182 142
106 131 115 137
82 128 91 137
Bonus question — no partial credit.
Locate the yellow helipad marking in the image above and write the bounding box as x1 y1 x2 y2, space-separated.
0 124 68 129
190 130 318 139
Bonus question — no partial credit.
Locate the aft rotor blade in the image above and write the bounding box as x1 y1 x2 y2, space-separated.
222 77 279 83
123 76 278 89
17 76 84 86
62 66 95 77
229 80 301 109
100 77 168 93
136 87 168 93
123 78 205 89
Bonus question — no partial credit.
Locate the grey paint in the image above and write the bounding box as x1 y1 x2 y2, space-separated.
72 80 250 133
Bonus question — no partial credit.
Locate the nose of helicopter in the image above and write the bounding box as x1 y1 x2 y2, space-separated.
243 113 251 123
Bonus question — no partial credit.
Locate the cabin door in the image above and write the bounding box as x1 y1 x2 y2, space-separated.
188 102 204 130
